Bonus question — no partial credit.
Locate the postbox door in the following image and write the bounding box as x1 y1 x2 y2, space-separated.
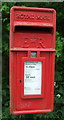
13 51 55 111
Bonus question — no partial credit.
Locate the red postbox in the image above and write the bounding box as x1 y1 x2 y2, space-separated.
10 6 56 114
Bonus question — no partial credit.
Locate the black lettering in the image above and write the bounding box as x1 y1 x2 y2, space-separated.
29 66 35 68
30 76 35 78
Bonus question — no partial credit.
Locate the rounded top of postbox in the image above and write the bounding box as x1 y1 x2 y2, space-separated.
10 6 56 29
10 6 56 14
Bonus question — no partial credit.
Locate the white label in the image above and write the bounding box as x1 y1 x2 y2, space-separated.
24 61 42 95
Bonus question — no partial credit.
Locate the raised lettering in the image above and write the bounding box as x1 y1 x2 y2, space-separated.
15 13 51 21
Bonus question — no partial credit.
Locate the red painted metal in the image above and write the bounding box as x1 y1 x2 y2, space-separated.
10 6 56 114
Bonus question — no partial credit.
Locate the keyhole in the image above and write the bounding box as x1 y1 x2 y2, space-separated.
20 80 22 83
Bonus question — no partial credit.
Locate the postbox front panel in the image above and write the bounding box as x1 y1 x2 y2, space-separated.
10 7 56 114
